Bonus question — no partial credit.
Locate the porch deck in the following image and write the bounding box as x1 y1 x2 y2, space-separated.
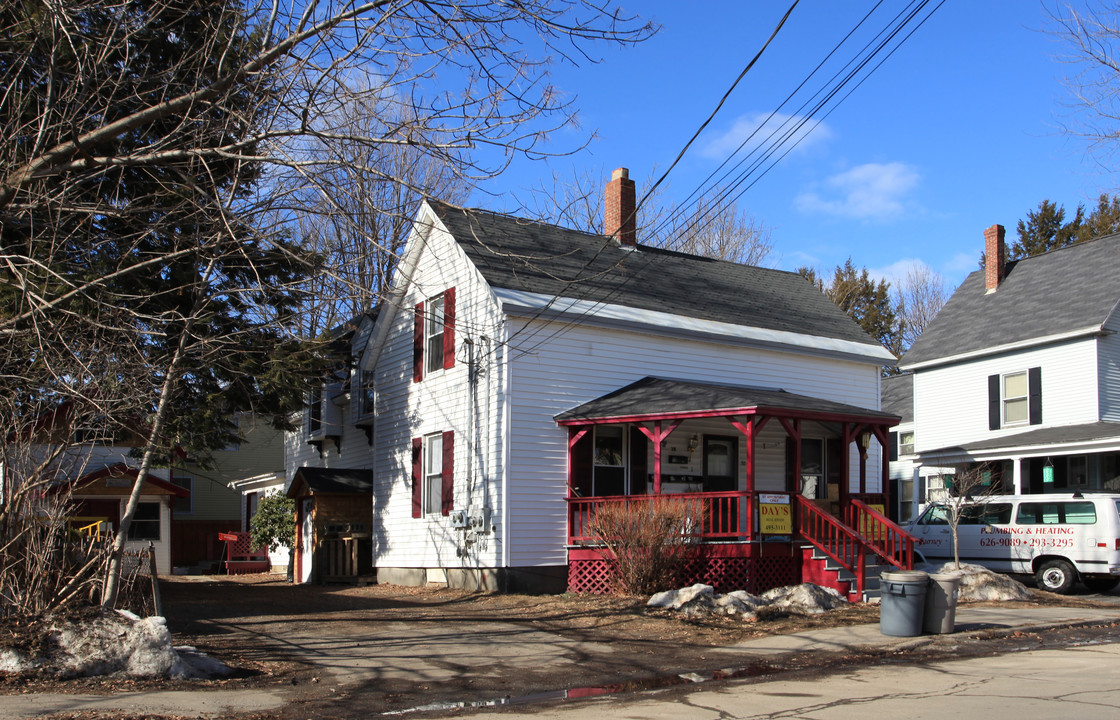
566 491 915 597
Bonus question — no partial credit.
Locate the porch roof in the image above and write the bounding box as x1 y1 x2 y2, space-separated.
918 420 1120 458
554 376 899 426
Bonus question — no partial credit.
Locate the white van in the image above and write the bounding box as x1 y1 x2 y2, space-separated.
906 493 1120 594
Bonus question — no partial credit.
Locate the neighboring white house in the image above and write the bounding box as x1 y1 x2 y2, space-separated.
882 373 956 523
312 167 901 594
898 225 1120 496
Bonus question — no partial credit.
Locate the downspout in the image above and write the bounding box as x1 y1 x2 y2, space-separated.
499 325 512 585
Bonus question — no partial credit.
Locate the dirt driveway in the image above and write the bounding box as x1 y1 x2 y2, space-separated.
158 574 881 717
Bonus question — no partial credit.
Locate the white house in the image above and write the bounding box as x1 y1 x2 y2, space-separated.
329 168 904 595
898 225 1120 496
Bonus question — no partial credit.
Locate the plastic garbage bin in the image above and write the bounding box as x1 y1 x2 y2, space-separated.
924 572 961 634
879 570 929 637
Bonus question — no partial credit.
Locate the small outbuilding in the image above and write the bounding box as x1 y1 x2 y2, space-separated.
287 467 373 584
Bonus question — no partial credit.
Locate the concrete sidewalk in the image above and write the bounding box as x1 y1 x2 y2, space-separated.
3 604 1118 719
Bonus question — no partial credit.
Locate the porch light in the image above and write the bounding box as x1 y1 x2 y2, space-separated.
688 435 700 452
1043 458 1054 485
861 431 871 449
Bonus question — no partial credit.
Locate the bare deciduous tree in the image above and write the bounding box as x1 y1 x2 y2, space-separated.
893 264 950 351
1 0 654 611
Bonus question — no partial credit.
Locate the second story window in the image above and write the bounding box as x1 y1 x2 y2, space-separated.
307 388 322 435
426 294 445 374
1003 371 1028 425
899 431 915 456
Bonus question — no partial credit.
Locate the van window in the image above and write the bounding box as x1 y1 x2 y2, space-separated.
979 503 1012 524
918 505 950 525
1016 501 1097 525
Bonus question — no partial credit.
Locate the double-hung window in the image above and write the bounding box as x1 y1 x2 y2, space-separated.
423 432 444 515
413 288 455 382
1002 371 1028 425
988 367 1042 430
426 295 445 374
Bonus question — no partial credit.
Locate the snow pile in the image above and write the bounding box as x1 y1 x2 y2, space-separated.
1 608 233 679
923 562 1033 603
648 582 847 620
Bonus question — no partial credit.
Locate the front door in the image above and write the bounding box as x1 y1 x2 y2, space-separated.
703 436 738 492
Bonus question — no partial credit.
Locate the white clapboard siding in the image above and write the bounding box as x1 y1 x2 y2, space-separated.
371 215 507 570
1099 332 1120 422
913 338 1100 453
504 318 883 567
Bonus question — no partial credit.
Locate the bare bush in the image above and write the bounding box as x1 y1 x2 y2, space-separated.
587 497 705 596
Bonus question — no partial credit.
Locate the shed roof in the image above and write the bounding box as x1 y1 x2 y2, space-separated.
288 467 372 497
429 202 881 348
901 233 1120 367
554 376 898 425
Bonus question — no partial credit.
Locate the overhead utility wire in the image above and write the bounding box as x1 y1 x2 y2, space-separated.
650 0 932 246
511 0 942 358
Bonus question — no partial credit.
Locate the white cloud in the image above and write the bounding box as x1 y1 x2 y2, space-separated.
700 112 833 159
795 162 920 221
867 258 934 287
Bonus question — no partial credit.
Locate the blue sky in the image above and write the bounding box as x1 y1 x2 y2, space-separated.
479 1 1112 291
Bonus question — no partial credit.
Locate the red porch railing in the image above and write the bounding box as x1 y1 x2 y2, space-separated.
567 491 753 544
844 498 916 571
795 495 865 596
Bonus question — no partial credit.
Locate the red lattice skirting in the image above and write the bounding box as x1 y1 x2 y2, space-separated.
567 545 799 595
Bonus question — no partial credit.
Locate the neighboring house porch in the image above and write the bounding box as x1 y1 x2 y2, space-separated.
556 377 913 598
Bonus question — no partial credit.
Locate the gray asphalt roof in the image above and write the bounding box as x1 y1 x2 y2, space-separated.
429 202 880 347
919 421 1120 457
881 374 913 423
554 376 899 424
901 233 1120 367
289 467 372 495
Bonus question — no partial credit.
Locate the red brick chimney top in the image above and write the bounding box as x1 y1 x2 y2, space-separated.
605 167 636 247
985 224 1006 292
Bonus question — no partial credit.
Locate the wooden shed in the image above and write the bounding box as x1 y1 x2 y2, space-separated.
287 467 373 584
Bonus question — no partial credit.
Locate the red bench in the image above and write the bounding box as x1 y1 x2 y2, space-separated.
218 532 271 574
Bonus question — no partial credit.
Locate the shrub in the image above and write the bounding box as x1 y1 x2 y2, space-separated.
586 497 704 596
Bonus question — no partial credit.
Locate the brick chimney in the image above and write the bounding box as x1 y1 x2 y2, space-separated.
984 224 1006 292
605 167 636 247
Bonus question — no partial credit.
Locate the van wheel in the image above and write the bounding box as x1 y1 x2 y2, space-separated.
1084 577 1120 593
1036 559 1076 594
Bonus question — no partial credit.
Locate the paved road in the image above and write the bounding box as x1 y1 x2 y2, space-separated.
463 642 1120 719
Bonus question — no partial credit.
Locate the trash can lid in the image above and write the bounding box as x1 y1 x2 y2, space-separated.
929 572 962 583
881 570 930 582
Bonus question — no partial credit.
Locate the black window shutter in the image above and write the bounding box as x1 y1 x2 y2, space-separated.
988 374 1001 430
1028 366 1042 425
888 431 898 462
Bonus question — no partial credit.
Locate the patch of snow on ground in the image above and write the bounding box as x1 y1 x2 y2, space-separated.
2 608 232 679
649 583 848 620
920 562 1033 602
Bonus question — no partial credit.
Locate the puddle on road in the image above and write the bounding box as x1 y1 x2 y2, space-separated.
381 663 776 715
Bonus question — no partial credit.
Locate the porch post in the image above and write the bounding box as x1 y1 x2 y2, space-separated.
873 426 891 515
858 427 868 495
778 417 801 494
652 420 663 495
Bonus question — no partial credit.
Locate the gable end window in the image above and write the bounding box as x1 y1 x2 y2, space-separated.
413 288 456 382
988 367 1042 430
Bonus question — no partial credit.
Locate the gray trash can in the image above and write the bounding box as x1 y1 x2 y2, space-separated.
879 570 929 637
924 572 961 634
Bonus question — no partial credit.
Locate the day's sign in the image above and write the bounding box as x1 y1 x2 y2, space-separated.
759 493 792 534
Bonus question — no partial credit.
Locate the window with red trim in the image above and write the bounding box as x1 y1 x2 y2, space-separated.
413 288 455 382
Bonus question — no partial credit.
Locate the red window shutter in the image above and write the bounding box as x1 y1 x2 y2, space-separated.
441 430 454 515
413 302 424 383
442 287 456 370
411 437 422 518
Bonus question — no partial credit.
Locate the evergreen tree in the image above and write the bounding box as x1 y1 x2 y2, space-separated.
799 261 901 373
1011 199 1084 260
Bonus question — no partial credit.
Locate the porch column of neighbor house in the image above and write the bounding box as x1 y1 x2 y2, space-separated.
1012 457 1023 494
